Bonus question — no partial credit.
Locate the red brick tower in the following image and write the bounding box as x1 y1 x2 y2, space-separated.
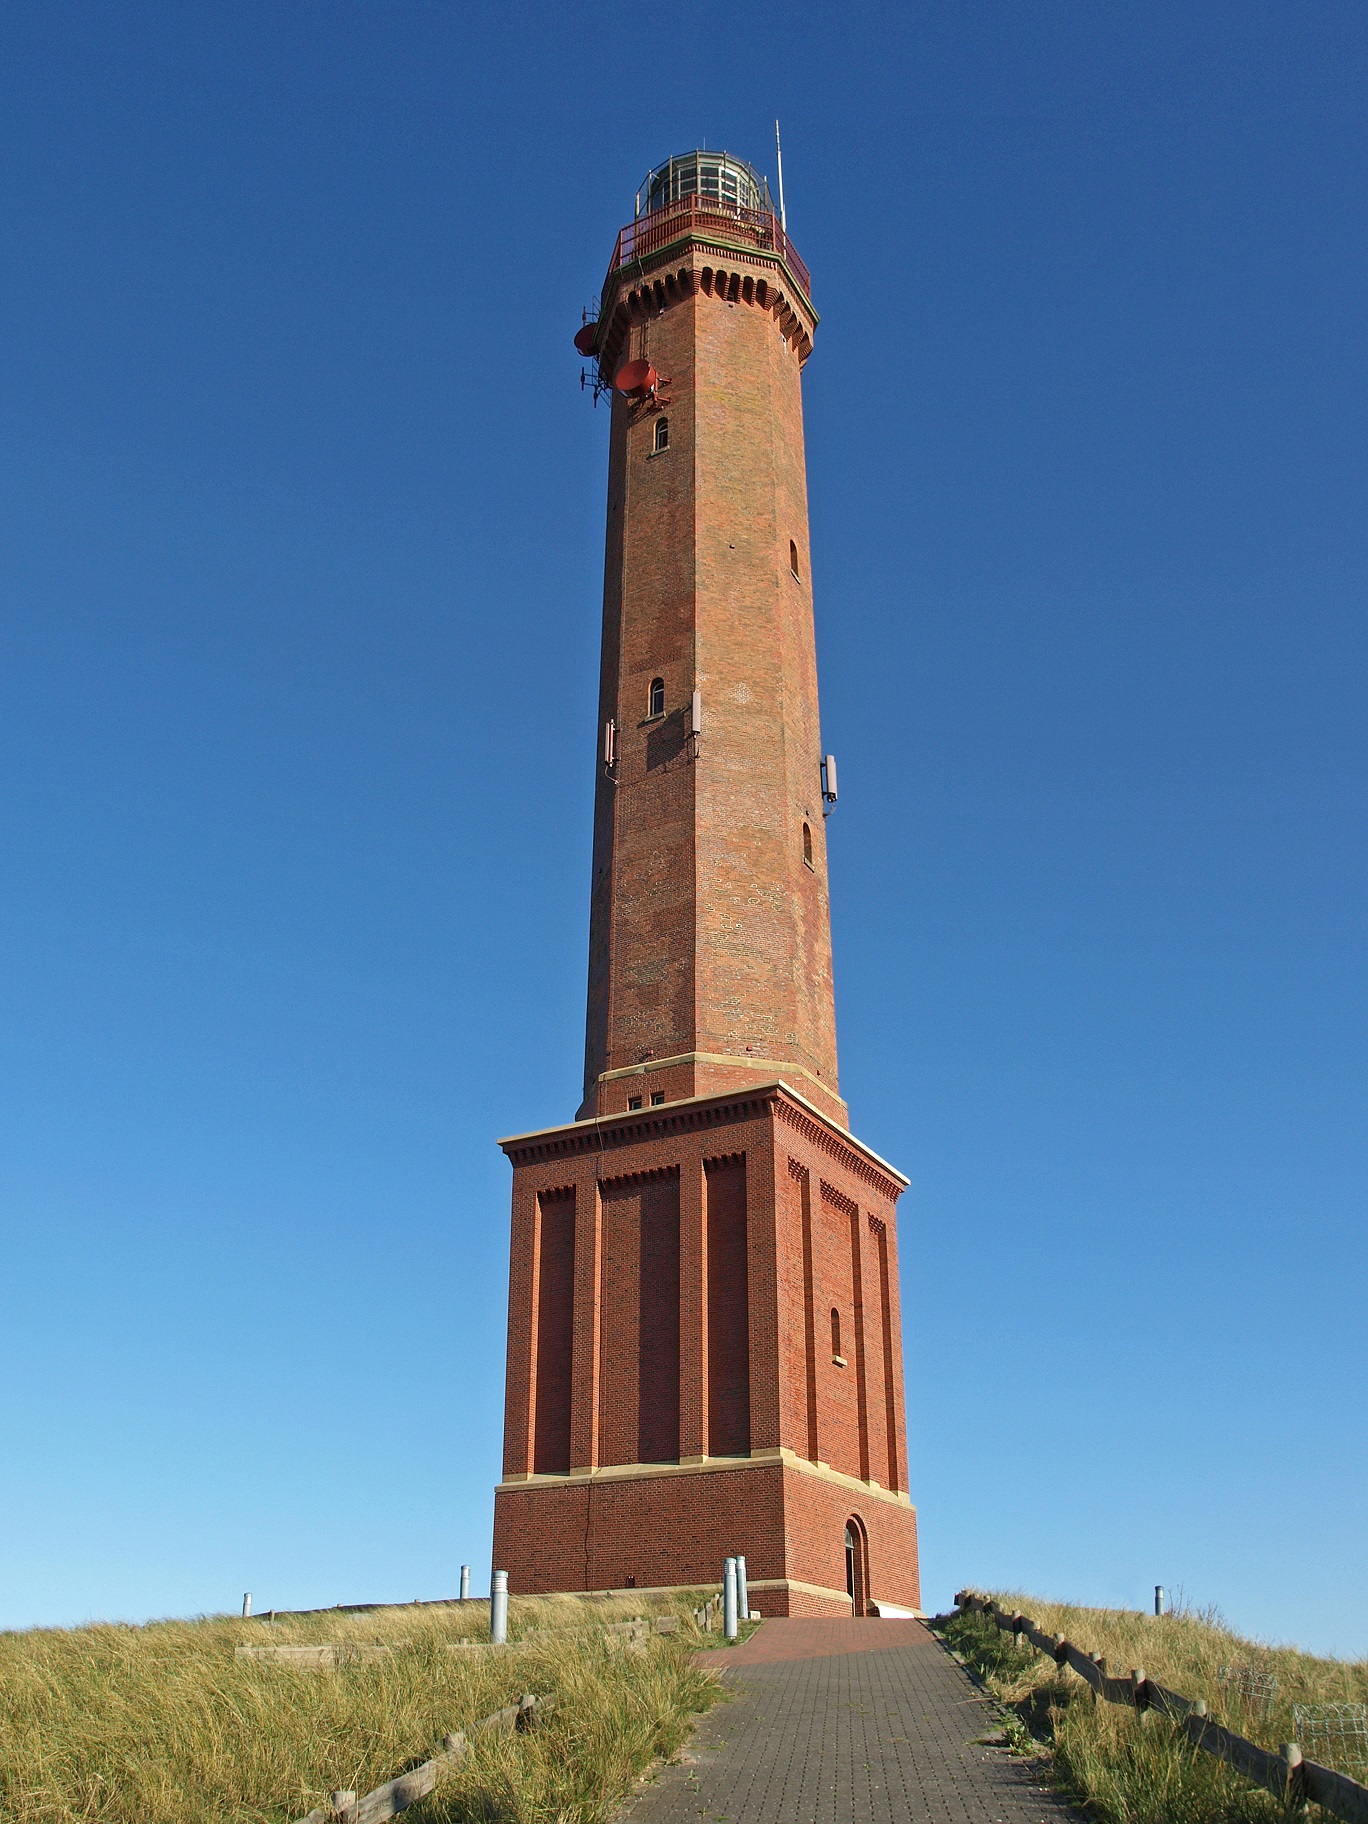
492 151 920 1616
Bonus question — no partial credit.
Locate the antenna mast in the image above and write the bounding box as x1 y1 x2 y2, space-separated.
774 119 787 231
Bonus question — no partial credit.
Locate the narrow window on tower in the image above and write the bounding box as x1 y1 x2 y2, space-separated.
651 1091 666 1106
831 1307 844 1363
653 415 669 453
648 676 665 718
802 822 814 868
790 539 800 579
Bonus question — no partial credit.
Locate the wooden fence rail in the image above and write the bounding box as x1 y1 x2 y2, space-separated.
236 1645 393 1669
294 1691 554 1824
952 1593 1368 1824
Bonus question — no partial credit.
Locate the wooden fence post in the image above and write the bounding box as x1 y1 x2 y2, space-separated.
1283 1744 1306 1810
938 1597 1368 1824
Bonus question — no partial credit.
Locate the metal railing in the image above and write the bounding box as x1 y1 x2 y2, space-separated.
609 197 811 300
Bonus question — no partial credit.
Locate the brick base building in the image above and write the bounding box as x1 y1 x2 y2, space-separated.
494 1079 920 1616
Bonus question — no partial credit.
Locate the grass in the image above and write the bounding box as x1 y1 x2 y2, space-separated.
938 1592 1368 1824
693 1616 762 1652
0 1592 722 1824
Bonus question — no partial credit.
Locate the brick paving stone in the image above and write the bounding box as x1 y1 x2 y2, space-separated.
618 1618 1084 1824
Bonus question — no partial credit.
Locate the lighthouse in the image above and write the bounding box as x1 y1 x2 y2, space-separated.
492 149 920 1617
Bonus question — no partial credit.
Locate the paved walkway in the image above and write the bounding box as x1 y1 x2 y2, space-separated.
618 1618 1083 1824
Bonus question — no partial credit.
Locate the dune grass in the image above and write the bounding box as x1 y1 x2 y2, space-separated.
939 1593 1368 1824
0 1591 720 1824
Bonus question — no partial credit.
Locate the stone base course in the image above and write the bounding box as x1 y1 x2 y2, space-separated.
493 1458 919 1615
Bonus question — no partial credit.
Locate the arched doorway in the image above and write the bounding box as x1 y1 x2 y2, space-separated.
844 1515 871 1616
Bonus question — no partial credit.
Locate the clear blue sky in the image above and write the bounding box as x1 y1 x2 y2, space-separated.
1 0 1364 1655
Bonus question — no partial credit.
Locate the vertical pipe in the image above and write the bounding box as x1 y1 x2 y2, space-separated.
774 120 787 232
723 1558 738 1639
736 1555 749 1621
1154 1586 1165 1617
242 1593 252 1619
491 1569 509 1645
460 1564 471 1602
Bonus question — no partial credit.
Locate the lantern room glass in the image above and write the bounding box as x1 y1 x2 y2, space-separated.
644 151 772 217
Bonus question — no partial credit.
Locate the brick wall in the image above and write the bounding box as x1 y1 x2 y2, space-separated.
532 1188 574 1474
492 1457 920 1615
494 1086 919 1614
578 234 842 1129
704 1156 749 1455
598 1170 681 1466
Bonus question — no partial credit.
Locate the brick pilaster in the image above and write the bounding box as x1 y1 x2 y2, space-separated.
678 1151 707 1458
569 1168 602 1471
501 1173 538 1478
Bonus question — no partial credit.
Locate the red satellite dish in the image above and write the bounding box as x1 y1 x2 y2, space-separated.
614 359 657 397
574 323 599 357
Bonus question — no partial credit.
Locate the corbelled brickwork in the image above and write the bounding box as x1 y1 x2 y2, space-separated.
493 165 920 1615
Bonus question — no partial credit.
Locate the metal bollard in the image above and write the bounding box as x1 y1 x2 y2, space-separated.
490 1569 509 1645
723 1558 738 1640
242 1593 252 1618
736 1554 749 1622
460 1564 471 1602
1154 1586 1165 1617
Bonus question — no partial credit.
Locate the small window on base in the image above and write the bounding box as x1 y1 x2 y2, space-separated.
650 1091 666 1106
649 676 665 717
653 416 669 453
628 1096 643 1110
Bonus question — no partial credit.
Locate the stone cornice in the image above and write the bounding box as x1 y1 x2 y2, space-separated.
772 1094 908 1203
498 1080 908 1201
